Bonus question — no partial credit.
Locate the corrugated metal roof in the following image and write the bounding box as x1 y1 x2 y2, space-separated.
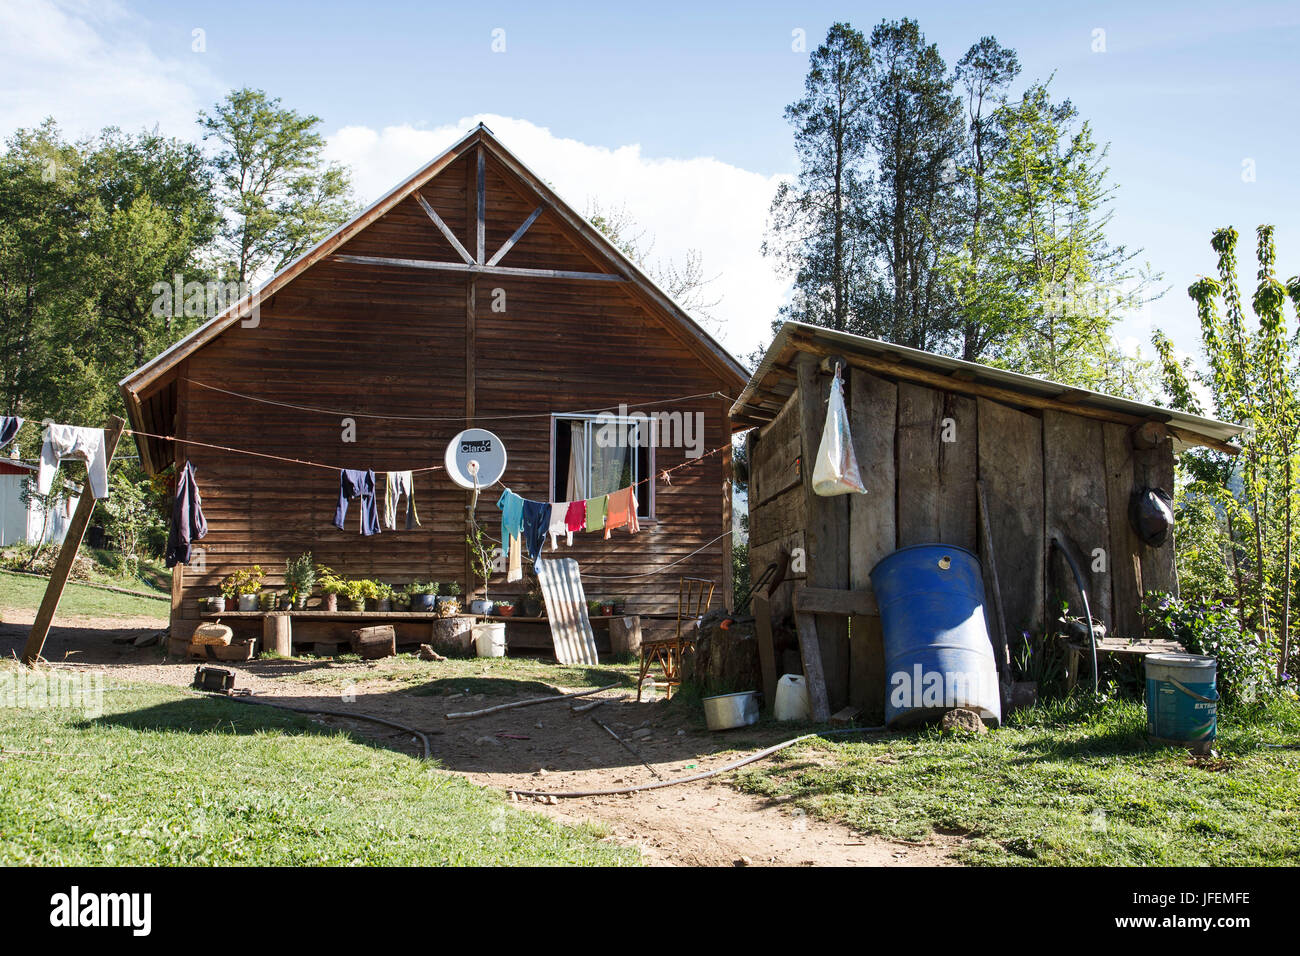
730 321 1244 452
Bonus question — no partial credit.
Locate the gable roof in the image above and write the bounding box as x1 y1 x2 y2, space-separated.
119 123 747 404
733 321 1244 455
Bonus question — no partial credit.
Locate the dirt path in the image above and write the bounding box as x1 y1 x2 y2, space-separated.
0 609 959 867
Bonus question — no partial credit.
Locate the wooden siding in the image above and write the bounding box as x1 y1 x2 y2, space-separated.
164 148 735 638
746 367 1179 715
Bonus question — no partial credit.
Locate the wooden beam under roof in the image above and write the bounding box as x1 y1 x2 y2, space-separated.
414 191 474 264
332 253 626 283
487 206 545 267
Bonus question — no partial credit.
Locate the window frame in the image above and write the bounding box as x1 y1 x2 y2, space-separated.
549 412 655 520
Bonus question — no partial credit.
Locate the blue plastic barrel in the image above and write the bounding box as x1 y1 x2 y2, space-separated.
1145 653 1217 747
869 544 1002 728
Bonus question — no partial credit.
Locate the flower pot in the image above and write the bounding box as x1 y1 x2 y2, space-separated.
412 594 436 612
211 597 226 612
600 604 614 616
349 599 366 612
497 605 516 618
325 594 338 612
238 594 258 612
377 598 392 612
294 594 309 610
469 599 493 615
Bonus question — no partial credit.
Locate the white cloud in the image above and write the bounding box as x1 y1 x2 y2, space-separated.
0 0 220 142
324 114 790 362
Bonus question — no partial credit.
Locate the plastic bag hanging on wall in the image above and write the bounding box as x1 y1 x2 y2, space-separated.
811 365 867 496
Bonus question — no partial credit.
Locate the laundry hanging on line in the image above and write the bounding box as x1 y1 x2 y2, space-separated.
0 416 23 451
604 486 640 539
39 424 109 499
166 460 208 568
384 469 420 530
334 469 382 536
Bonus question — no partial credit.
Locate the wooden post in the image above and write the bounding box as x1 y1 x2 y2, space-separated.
752 591 779 712
795 354 849 712
610 615 642 656
23 415 125 664
263 612 293 656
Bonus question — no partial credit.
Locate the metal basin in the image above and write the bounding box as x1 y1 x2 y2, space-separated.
703 691 760 731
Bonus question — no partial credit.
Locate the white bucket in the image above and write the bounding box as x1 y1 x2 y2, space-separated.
774 674 811 721
473 622 507 658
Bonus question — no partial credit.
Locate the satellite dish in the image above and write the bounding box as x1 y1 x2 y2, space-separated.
444 428 508 489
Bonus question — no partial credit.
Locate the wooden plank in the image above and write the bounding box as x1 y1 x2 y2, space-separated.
977 398 1045 648
487 205 544 267
848 368 896 577
794 586 878 617
535 557 600 665
795 611 831 722
1133 433 1179 598
476 147 486 263
976 479 1012 681
1103 422 1145 639
1043 410 1113 633
23 416 126 664
897 383 977 550
796 355 850 711
752 592 779 712
415 191 474 264
332 254 625 283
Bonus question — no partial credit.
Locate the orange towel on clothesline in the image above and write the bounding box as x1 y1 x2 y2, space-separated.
604 486 639 539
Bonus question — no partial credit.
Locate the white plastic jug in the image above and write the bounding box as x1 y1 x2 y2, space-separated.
774 674 811 721
473 622 507 658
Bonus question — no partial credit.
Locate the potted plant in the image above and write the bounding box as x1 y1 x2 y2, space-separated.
411 581 439 612
222 566 265 611
348 579 376 612
495 600 516 618
318 567 346 612
393 585 411 612
285 551 315 610
438 592 460 618
278 591 294 611
258 589 276 612
374 582 394 612
611 595 627 615
467 528 495 615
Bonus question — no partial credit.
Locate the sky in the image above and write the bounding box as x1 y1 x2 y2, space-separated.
3 0 1298 374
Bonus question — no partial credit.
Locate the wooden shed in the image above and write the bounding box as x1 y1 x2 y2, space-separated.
119 125 747 649
731 321 1243 719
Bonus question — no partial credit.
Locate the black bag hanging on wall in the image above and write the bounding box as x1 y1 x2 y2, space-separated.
1129 486 1174 546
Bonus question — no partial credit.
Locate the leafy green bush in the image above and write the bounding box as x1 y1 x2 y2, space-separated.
1143 593 1278 704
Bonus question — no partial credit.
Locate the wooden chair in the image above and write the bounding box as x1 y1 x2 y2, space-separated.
637 576 715 700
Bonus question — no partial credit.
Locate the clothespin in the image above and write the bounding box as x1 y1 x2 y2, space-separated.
661 469 671 486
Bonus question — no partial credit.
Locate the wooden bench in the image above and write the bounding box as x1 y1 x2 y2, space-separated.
197 610 640 658
1065 636 1184 691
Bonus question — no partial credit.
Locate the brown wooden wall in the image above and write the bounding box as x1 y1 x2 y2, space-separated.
746 357 1178 717
164 150 738 640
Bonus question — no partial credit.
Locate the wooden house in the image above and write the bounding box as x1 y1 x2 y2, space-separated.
119 125 747 649
731 321 1243 719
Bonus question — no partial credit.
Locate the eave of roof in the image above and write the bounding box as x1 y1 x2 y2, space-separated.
731 321 1245 454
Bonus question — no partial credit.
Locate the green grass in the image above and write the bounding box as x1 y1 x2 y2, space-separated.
0 570 168 620
733 696 1300 866
0 670 637 866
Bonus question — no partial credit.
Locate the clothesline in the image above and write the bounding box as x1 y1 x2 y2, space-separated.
185 378 738 423
123 429 447 475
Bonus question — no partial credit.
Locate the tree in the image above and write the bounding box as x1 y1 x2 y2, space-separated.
949 37 1020 361
763 22 874 333
863 18 966 351
199 88 357 285
982 80 1161 392
1155 225 1300 682
587 201 721 331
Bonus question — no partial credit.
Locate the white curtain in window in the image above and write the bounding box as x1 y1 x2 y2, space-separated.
566 420 587 501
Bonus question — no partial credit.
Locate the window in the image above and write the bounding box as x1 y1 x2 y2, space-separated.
552 413 653 519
